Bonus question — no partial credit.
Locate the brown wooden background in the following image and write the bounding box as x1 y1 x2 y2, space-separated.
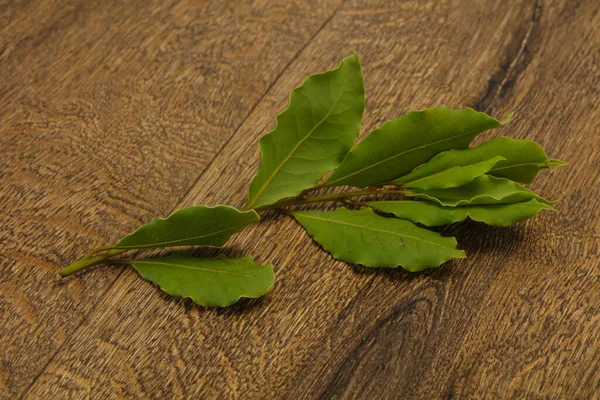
1 0 599 398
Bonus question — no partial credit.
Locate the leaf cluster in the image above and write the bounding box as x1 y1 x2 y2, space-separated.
60 54 565 307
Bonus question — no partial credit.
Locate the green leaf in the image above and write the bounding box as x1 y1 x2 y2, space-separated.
114 205 258 250
130 253 275 307
395 136 566 185
403 156 505 190
406 175 550 206
292 208 465 271
368 199 554 226
325 107 510 188
247 53 365 208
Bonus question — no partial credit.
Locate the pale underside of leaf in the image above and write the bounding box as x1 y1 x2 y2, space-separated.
293 208 465 272
403 156 505 190
131 253 275 307
114 205 258 250
368 199 554 226
247 53 365 208
325 107 510 188
406 175 550 207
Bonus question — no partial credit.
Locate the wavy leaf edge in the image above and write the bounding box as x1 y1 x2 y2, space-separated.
368 199 555 227
246 52 365 209
130 252 275 307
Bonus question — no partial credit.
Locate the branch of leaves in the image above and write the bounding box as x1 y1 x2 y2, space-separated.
60 53 565 307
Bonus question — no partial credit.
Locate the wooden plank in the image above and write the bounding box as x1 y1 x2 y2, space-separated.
24 0 597 398
0 0 341 397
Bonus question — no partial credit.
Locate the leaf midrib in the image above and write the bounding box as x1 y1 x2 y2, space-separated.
490 161 547 172
133 260 251 277
296 213 455 250
116 220 252 249
327 126 490 186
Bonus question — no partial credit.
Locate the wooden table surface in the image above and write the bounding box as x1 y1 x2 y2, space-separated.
2 0 599 398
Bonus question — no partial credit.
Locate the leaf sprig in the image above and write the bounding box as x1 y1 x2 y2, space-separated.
60 53 565 307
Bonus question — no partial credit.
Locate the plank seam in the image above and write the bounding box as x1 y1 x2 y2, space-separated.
472 0 542 113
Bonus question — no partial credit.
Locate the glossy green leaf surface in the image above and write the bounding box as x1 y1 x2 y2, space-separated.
292 208 465 271
395 136 566 185
368 199 554 226
131 253 274 307
247 53 365 208
403 156 505 190
406 175 550 206
325 107 510 188
114 205 258 250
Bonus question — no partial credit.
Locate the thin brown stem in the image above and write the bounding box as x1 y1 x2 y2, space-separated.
104 259 135 265
253 188 405 212
84 245 118 259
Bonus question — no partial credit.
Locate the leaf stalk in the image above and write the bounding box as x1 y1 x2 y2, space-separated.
58 187 405 276
58 248 126 277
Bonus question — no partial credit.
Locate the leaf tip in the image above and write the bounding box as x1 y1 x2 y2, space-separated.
548 159 567 168
341 51 361 68
499 112 514 125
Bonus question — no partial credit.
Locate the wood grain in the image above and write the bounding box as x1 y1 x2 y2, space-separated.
0 0 341 397
2 0 599 398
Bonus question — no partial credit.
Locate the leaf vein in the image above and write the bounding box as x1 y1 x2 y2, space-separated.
134 260 251 277
328 126 486 186
248 77 348 207
296 213 454 249
115 221 252 249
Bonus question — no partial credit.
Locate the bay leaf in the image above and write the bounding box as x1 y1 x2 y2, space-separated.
115 205 258 250
368 199 554 226
131 253 274 307
406 175 550 206
293 208 464 271
403 156 505 190
247 53 365 208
